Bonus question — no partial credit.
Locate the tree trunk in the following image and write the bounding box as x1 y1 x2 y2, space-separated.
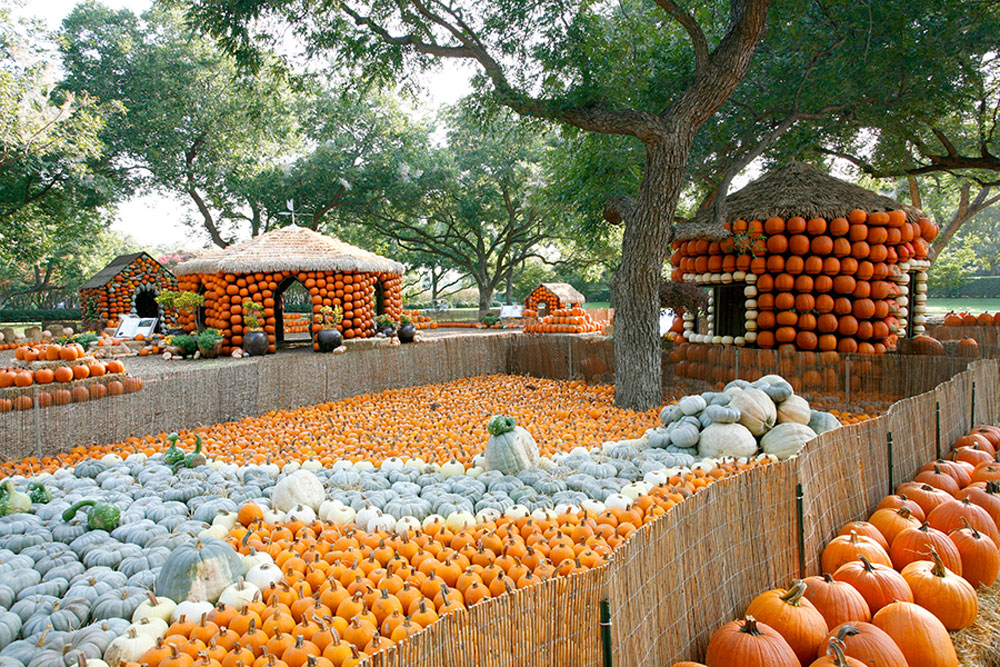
505 269 514 304
613 141 687 410
430 269 440 303
477 284 494 319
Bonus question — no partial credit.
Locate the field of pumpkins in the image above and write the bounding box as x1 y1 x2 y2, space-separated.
673 424 1000 667
0 373 848 667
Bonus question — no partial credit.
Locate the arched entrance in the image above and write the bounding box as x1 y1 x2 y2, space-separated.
273 277 313 345
374 281 387 316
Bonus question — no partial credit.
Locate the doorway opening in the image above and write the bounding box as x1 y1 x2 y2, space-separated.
274 277 313 345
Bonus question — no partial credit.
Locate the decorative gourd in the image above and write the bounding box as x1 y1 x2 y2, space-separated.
671 422 701 449
678 395 707 416
871 601 958 667
762 381 794 403
776 395 810 425
26 483 50 504
272 470 325 512
0 481 30 516
704 616 799 667
155 537 246 603
484 415 539 475
704 404 740 424
728 388 776 436
698 423 757 459
900 551 977 630
62 500 121 531
809 410 842 435
823 623 906 667
760 423 816 460
103 627 155 667
745 580 829 665
163 433 184 467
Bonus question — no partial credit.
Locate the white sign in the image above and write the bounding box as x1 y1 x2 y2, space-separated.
500 305 524 319
113 315 158 339
659 309 676 336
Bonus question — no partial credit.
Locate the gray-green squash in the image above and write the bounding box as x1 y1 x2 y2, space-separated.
154 537 245 604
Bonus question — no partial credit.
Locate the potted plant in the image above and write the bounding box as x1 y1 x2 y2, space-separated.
157 290 204 335
166 334 198 358
397 314 417 343
241 300 268 356
375 314 397 337
196 328 223 358
315 305 344 352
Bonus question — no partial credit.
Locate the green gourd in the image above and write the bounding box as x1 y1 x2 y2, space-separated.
62 500 121 531
0 481 31 516
164 433 185 467
181 436 206 469
27 482 50 504
487 415 517 437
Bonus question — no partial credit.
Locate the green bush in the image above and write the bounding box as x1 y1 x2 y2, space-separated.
0 308 82 322
958 276 1000 298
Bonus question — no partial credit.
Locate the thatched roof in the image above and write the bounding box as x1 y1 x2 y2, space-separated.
674 161 925 241
80 252 171 289
174 225 404 276
538 283 586 305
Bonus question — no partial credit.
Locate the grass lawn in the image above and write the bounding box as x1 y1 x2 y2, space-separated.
925 298 1000 316
0 322 39 336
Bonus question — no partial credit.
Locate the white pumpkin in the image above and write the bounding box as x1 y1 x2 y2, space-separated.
242 547 275 571
475 508 502 523
283 504 316 523
422 513 446 529
395 516 422 533
728 388 776 436
132 593 176 623
484 418 540 475
698 422 757 459
440 459 465 478
301 458 323 470
353 460 375 472
808 410 842 435
282 461 301 473
466 466 485 478
580 499 605 515
553 503 580 515
678 395 707 416
621 482 650 500
246 562 284 591
503 505 530 519
198 525 228 540
272 470 325 512
380 457 404 471
605 493 633 510
531 507 558 521
170 600 214 623
760 423 817 460
445 511 476 531
127 617 168 640
366 513 396 532
776 395 811 425
101 453 123 464
643 470 669 487
218 578 261 610
212 511 240 532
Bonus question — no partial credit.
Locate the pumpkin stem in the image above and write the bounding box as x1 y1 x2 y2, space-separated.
779 580 808 605
897 506 912 519
738 616 764 636
825 637 852 667
821 573 836 583
960 516 982 538
835 624 860 641
919 521 932 533
986 481 1000 494
858 555 875 571
929 548 948 577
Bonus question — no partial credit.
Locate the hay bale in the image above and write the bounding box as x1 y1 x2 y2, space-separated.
955 581 1000 666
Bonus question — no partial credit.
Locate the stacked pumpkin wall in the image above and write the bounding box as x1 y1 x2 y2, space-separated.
672 209 937 353
181 270 403 353
525 286 573 312
80 255 179 328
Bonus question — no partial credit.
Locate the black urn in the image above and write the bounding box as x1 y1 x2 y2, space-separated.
316 328 343 352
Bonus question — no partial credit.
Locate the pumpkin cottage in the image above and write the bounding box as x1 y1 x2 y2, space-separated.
670 162 937 354
79 252 179 330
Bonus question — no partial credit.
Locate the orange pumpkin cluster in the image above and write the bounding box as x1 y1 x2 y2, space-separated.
679 424 1000 667
401 310 433 330
945 311 1000 327
283 313 310 335
119 460 768 667
524 307 606 334
524 286 577 314
672 209 939 354
80 253 178 327
177 271 403 355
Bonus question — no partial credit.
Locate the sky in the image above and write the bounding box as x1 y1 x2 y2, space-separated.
23 0 474 251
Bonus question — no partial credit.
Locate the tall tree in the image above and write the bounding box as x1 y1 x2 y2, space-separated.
59 1 300 247
189 0 775 408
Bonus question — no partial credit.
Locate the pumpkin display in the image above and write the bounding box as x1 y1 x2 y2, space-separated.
832 556 913 613
744 581 828 664
80 252 179 329
900 552 977 630
704 616 799 667
155 538 247 604
949 518 1000 588
871 601 958 667
822 623 907 667
483 415 540 474
760 423 818 460
820 531 891 574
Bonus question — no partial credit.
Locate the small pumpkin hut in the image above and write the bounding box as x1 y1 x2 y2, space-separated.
79 252 178 330
671 162 936 354
525 283 586 316
174 225 404 354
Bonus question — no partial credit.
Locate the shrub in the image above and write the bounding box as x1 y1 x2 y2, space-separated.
0 308 82 322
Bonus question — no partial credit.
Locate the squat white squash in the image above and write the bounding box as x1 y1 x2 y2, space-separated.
104 627 156 667
678 395 707 416
698 423 758 459
728 388 776 436
760 423 817 459
776 395 811 425
132 592 176 624
484 415 540 474
217 578 260 611
271 470 325 512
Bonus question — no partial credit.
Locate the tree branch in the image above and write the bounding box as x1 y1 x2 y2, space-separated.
651 0 709 75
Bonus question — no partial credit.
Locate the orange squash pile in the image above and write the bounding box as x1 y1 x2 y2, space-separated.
283 313 311 335
524 285 578 314
177 270 403 355
402 310 434 330
80 253 178 327
944 311 1000 327
524 307 606 334
677 424 1000 667
672 209 938 354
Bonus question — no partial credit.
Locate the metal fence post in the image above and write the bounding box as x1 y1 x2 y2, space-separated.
887 431 894 494
971 381 977 429
844 357 851 410
600 599 613 667
796 483 806 579
935 402 941 460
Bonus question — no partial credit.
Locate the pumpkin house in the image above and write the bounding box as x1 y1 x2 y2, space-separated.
525 283 586 316
79 252 178 330
671 162 936 354
174 225 404 354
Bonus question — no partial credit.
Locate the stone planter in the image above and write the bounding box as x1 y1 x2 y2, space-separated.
243 330 269 356
198 340 222 359
316 328 343 352
397 324 416 343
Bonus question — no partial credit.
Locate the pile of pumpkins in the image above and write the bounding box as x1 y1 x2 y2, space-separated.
644 374 839 463
673 424 1000 667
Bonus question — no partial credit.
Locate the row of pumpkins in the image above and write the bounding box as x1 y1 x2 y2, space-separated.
672 424 1000 667
0 375 835 667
